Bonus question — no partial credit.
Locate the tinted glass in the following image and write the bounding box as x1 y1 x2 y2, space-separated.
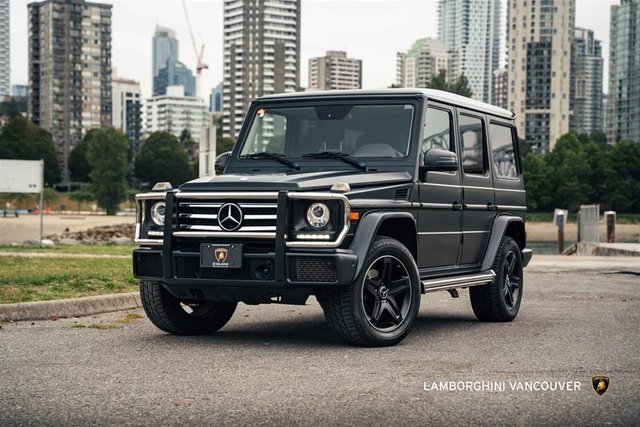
423 107 453 152
490 123 519 178
239 104 415 158
459 114 486 175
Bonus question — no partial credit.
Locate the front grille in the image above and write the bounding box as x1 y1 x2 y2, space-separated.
176 199 277 235
175 256 275 281
289 257 337 282
137 252 163 277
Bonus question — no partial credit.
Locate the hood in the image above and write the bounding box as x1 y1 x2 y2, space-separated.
179 170 413 192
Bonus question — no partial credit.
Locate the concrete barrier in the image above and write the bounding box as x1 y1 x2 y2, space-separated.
0 292 142 322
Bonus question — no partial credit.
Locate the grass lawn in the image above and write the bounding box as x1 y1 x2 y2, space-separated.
0 256 136 304
0 244 135 256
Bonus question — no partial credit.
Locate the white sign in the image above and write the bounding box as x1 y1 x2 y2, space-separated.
0 159 44 193
553 208 568 228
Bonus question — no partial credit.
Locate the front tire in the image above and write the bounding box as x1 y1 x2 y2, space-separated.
469 236 523 321
318 237 421 347
140 281 237 335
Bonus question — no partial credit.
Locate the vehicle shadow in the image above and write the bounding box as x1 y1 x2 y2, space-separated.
134 311 480 349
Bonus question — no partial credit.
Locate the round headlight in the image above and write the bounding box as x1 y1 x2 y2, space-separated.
306 202 330 229
150 202 166 227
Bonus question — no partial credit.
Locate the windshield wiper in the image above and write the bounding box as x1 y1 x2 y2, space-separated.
239 152 301 170
301 151 368 172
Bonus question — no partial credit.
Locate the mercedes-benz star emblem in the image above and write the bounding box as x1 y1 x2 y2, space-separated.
218 203 243 231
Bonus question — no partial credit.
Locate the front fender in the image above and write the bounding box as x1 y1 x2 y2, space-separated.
349 211 416 280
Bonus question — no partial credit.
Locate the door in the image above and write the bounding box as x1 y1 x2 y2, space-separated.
457 111 494 265
418 103 462 270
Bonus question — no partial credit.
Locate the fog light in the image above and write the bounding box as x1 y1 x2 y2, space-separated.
296 233 332 240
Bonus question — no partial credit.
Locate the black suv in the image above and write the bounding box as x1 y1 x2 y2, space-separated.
133 89 533 346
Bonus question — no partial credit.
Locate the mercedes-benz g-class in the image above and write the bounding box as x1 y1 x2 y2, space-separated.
133 89 533 346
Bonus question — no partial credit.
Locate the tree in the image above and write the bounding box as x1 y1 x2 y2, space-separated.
545 133 592 211
134 132 195 188
521 153 553 211
69 190 94 212
0 115 61 184
427 71 473 98
179 128 193 148
428 70 448 91
42 188 59 209
68 138 91 182
86 128 131 215
217 136 235 156
603 140 640 212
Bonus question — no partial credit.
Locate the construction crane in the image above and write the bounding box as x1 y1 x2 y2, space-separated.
182 0 208 98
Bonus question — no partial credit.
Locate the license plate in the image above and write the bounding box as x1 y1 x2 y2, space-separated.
200 244 243 268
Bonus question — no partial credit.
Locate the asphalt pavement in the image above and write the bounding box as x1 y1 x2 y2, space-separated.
1 257 639 426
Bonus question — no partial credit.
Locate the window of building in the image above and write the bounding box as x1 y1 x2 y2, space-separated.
490 123 519 178
459 114 486 175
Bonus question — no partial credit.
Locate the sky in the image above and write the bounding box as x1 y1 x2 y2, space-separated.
9 0 618 99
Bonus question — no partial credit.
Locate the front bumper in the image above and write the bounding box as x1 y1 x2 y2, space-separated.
133 247 358 288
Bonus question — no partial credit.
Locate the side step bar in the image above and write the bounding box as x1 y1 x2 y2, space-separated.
422 270 496 293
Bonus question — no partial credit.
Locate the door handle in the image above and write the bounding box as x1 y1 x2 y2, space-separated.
487 203 498 211
453 202 463 211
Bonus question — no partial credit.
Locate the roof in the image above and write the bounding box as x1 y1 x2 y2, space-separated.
258 88 515 120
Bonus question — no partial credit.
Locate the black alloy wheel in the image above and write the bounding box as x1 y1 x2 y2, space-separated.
362 255 413 332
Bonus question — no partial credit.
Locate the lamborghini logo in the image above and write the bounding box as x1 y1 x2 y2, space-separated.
592 376 610 396
214 248 228 263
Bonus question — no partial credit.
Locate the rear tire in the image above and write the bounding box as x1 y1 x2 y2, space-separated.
140 281 237 335
318 237 421 347
469 236 523 321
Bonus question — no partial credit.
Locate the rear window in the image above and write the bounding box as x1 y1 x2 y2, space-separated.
489 123 519 178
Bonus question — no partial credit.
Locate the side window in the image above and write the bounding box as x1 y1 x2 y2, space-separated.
458 114 487 175
490 122 519 178
423 107 453 153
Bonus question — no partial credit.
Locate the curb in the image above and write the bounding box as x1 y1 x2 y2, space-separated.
0 292 142 322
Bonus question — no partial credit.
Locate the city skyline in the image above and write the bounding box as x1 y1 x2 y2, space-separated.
8 0 618 100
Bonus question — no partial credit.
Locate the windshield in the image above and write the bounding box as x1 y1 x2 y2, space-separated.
239 103 415 159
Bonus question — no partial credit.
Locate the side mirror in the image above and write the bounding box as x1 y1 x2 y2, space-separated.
422 149 459 172
214 151 231 175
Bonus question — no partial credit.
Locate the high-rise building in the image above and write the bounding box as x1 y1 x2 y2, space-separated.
153 57 196 97
0 0 10 97
11 85 29 98
607 0 640 145
209 82 223 114
145 85 208 144
507 0 575 154
438 0 501 103
308 51 362 91
396 38 452 88
152 25 179 88
28 0 113 182
572 27 603 135
112 71 142 154
491 68 508 110
222 0 301 138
